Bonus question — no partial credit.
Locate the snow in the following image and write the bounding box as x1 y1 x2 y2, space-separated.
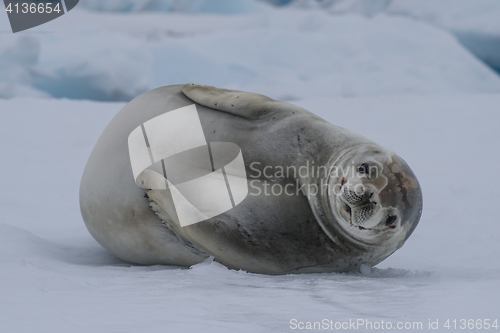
1 7 500 101
1 95 499 332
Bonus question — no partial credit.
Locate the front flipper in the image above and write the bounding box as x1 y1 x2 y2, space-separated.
182 83 316 120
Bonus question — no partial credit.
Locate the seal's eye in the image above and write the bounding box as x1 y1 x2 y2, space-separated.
358 163 369 174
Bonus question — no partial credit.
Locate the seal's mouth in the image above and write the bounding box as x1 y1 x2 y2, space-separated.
337 181 398 230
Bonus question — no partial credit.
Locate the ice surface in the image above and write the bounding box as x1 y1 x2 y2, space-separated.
1 7 500 101
1 95 499 332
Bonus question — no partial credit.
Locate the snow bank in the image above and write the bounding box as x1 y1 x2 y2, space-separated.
0 35 49 98
1 8 500 101
386 0 500 73
33 29 151 101
75 0 500 73
146 12 500 100
78 0 268 14
1 95 499 332
305 0 500 73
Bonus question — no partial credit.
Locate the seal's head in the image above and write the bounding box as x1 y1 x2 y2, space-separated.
323 145 422 258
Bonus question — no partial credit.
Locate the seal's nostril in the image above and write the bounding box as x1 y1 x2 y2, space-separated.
385 215 397 226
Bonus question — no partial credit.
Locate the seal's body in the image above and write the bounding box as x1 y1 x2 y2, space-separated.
80 84 422 274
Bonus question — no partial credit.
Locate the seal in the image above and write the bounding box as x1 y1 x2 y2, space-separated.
80 84 422 274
